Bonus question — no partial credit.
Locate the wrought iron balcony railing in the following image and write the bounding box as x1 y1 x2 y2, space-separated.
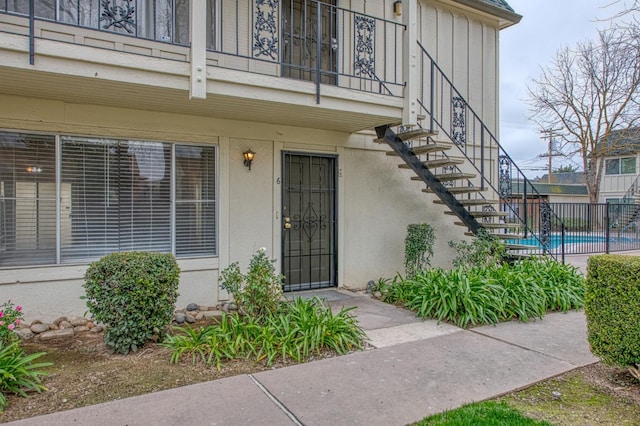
1 0 405 99
416 41 565 258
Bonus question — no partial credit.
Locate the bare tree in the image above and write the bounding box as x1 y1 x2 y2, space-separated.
528 24 640 202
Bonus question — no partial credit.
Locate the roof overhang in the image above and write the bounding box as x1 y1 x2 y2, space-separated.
451 0 522 29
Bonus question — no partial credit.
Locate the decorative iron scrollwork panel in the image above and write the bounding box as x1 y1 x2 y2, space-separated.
254 0 280 59
354 15 375 77
539 202 552 252
451 97 467 146
499 155 512 200
100 0 136 34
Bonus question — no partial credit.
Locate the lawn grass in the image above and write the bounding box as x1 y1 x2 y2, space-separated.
415 400 551 425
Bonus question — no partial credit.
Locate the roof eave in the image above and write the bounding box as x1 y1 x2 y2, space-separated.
451 0 522 29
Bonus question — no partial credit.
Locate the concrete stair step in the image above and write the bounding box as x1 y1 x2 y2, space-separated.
435 199 497 206
456 222 522 229
413 172 476 182
445 211 509 218
423 187 483 194
386 143 451 156
399 158 465 169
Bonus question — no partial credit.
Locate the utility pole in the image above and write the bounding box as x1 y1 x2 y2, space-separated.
539 129 562 183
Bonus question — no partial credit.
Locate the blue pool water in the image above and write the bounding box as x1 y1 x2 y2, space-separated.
510 235 633 250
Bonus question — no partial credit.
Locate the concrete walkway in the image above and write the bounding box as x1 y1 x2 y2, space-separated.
6 291 598 426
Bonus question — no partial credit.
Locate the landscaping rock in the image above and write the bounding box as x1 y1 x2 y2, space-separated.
228 303 237 311
59 320 73 330
174 312 186 324
90 326 103 333
30 319 42 326
221 303 229 313
30 323 50 334
40 329 75 341
53 316 68 326
70 317 88 327
17 328 34 340
74 326 90 333
373 291 382 299
201 310 222 319
49 323 59 330
195 312 204 321
186 303 199 311
185 314 196 324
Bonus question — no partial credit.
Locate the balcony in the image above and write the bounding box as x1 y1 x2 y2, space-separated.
0 0 406 132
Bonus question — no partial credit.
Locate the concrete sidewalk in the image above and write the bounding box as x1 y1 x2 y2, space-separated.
6 292 598 426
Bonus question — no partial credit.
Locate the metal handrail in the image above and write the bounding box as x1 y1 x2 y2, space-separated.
417 41 565 257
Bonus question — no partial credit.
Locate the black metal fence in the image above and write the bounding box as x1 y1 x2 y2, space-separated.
508 202 640 257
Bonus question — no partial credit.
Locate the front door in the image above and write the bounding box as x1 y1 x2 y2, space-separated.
282 153 337 291
281 0 337 85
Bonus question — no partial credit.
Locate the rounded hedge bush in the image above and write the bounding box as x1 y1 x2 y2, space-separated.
585 254 640 368
83 252 180 354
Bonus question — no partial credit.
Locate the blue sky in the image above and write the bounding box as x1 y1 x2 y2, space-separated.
499 0 632 177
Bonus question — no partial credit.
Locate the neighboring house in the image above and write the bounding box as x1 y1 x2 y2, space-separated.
597 128 640 203
532 173 589 203
0 0 521 320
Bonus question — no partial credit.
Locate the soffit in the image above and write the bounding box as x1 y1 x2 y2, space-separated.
0 66 402 134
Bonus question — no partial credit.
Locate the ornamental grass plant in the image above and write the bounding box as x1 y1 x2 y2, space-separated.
376 257 585 328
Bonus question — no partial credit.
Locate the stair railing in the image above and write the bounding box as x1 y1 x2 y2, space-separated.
416 41 564 258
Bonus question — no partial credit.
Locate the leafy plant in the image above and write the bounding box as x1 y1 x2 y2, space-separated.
0 301 24 346
0 341 52 413
83 252 181 355
162 298 366 368
404 268 504 328
376 258 584 328
219 248 284 318
405 223 435 278
448 229 507 269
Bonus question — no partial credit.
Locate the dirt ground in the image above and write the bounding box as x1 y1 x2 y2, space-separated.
1 329 639 424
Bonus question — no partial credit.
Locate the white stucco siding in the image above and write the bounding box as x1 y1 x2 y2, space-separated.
0 95 468 322
341 147 460 287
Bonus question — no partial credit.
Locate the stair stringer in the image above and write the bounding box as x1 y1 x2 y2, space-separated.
375 124 482 234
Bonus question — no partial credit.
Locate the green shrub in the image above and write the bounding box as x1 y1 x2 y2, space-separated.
0 341 51 413
448 229 507 269
83 252 180 355
585 255 640 371
219 248 284 318
405 223 435 278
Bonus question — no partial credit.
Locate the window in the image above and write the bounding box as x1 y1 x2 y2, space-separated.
2 0 190 45
0 133 56 266
605 157 636 175
0 132 217 267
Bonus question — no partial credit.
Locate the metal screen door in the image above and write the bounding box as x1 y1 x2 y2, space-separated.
282 153 337 291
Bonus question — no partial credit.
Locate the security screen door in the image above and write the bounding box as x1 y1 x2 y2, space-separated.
282 153 337 291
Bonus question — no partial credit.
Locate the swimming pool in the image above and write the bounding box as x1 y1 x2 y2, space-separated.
509 234 634 250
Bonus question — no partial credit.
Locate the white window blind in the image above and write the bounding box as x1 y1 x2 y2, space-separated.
0 131 217 267
175 145 216 256
0 133 57 266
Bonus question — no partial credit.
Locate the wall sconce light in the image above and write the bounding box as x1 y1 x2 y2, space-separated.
26 166 43 174
243 149 255 170
393 1 402 16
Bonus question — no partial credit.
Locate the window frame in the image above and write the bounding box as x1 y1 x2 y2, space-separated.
605 156 637 175
0 130 218 268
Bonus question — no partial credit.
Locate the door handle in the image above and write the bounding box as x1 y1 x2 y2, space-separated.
284 217 292 230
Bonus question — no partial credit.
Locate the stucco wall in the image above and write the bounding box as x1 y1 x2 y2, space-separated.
0 95 467 322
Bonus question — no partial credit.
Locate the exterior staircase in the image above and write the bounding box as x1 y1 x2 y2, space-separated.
373 41 564 259
613 175 640 232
